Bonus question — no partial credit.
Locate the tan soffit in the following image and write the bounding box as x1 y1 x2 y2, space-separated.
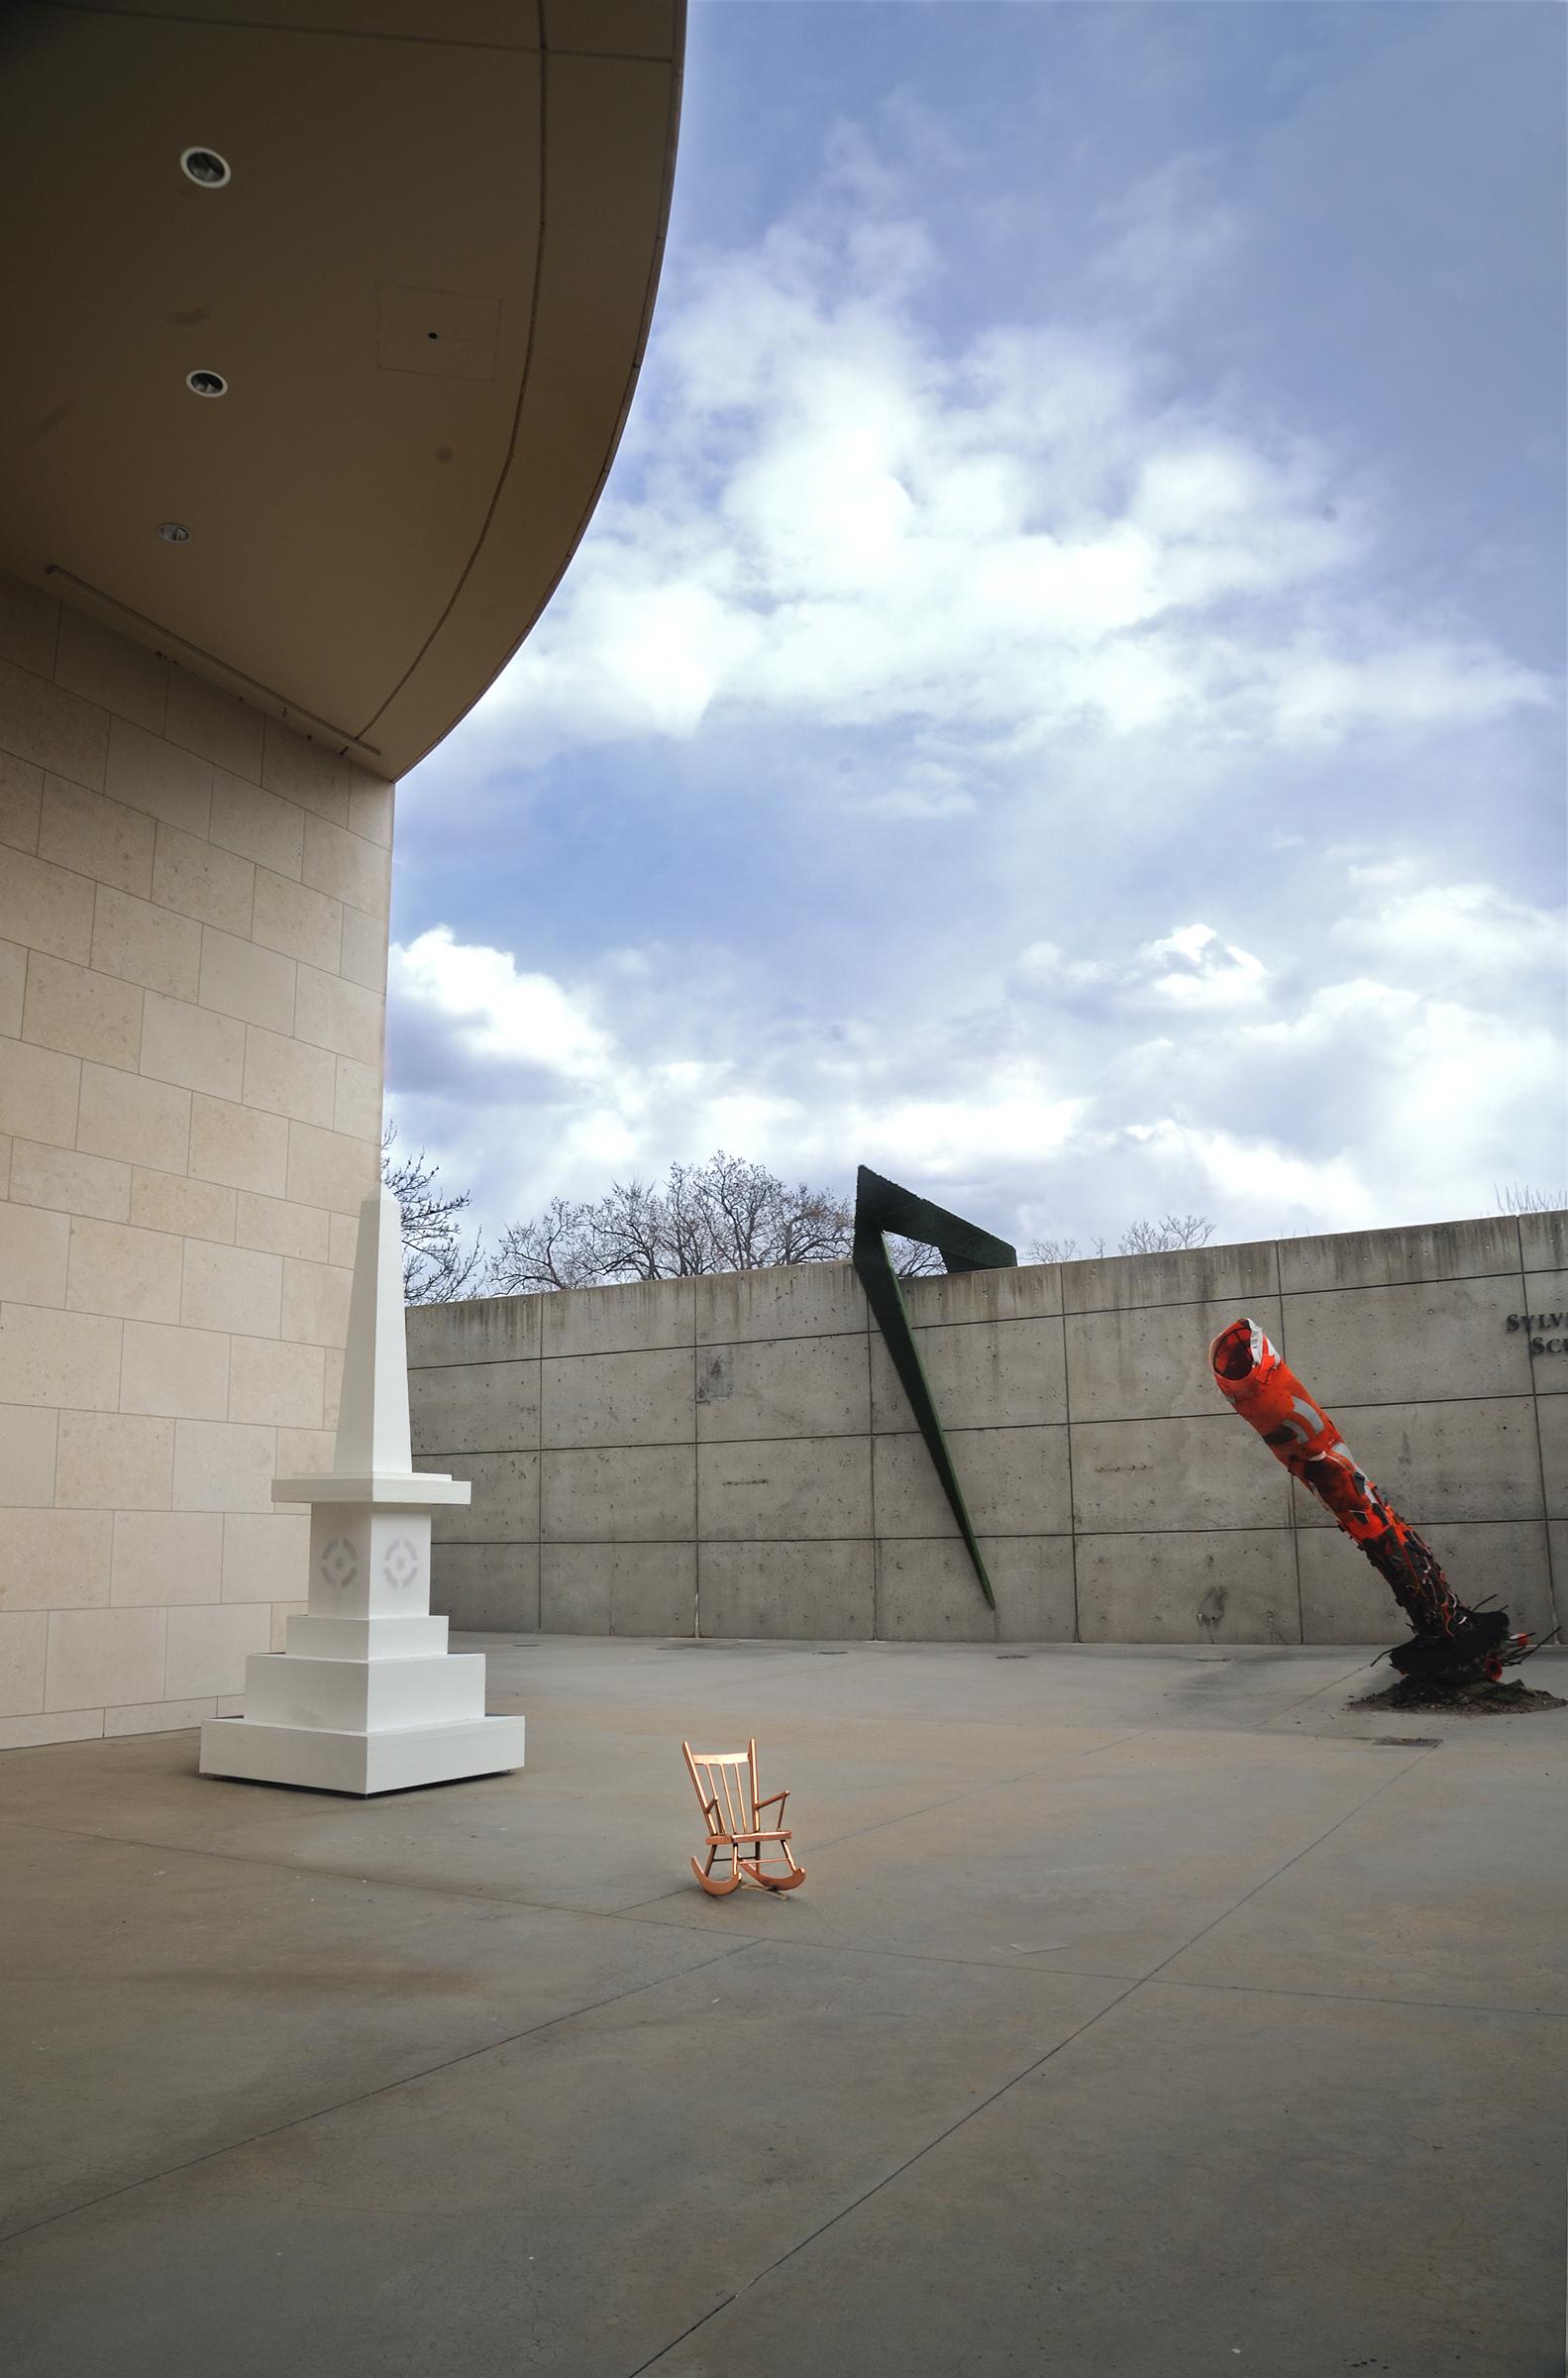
0 0 683 777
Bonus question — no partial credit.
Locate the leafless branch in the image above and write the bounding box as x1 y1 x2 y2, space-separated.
1026 1215 1213 1263
487 1150 864 1290
1496 1183 1567 1216
381 1123 483 1304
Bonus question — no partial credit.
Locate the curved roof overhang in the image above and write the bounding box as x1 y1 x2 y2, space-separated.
0 1 683 779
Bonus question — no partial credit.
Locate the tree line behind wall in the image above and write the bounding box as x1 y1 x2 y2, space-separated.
382 1131 1567 1309
381 1131 1219 1306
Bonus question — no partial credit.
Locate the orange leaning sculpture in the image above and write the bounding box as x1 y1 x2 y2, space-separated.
1209 1316 1536 1684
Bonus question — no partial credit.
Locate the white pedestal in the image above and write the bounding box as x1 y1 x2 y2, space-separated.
199 1189 526 1796
199 1713 525 1796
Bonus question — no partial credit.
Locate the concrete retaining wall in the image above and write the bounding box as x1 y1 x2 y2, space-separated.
407 1210 1568 1645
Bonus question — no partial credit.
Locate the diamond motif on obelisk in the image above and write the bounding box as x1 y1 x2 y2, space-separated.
382 1538 420 1592
320 1536 358 1591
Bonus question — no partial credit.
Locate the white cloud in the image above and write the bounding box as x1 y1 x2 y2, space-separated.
444 157 1549 782
1011 941 1114 995
860 770 977 821
387 867 1566 1258
393 114 1562 1263
1249 634 1552 745
1141 923 1269 1010
1010 923 1270 1015
1330 879 1566 987
1090 150 1247 314
389 928 611 1079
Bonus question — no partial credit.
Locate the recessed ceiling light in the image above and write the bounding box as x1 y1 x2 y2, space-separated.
186 370 227 398
181 148 231 187
157 521 191 544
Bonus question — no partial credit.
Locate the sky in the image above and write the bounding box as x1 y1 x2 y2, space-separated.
387 0 1566 1264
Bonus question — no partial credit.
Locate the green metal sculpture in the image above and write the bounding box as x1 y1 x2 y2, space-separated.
852 1166 1017 1609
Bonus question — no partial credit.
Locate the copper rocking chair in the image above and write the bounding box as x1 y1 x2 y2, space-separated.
681 1738 805 1894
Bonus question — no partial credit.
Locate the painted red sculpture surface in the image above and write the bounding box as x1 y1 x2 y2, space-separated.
1209 1316 1530 1682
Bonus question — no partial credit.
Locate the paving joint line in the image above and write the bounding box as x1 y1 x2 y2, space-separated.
632 1969 1150 2372
0 1807 1146 1985
628 1754 1443 2370
615 1732 1156 1886
0 1725 1146 1930
1257 1658 1387 1725
1145 1974 1568 2020
625 2294 739 2378
600 1917 1143 1987
1133 1748 1434 1987
2 1727 1540 2330
0 1702 1378 1949
0 1810 821 1952
0 1811 1135 1982
0 1939 758 2251
0 1810 689 1931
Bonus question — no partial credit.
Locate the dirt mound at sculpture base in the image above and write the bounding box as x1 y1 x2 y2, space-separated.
1354 1676 1566 1717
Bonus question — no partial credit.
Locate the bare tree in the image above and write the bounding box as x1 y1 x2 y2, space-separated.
1026 1215 1214 1264
1116 1214 1216 1254
884 1234 946 1280
1496 1183 1567 1216
381 1124 483 1304
486 1151 939 1292
489 1193 605 1292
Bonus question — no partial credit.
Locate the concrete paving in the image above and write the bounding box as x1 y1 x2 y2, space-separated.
1 1637 1564 2377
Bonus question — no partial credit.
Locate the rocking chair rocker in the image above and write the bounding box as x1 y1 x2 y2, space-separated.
681 1738 805 1894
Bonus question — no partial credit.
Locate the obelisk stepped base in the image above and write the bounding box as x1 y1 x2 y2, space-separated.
200 1712 525 1796
242 1645 487 1730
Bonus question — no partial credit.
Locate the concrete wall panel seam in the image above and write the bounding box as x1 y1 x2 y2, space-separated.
412 1216 1565 1647
690 1331 700 1636
1523 1243 1561 1632
1277 1271 1531 1301
1062 1287 1081 1643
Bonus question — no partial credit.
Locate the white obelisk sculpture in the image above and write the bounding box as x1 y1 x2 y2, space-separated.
200 1188 526 1793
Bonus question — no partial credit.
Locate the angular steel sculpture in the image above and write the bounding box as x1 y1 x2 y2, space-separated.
1209 1315 1534 1683
853 1166 1016 1610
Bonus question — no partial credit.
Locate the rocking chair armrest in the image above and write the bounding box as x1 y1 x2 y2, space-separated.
754 1788 788 1811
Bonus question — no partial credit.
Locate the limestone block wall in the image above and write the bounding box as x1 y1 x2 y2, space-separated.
0 570 391 1746
409 1211 1568 1645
